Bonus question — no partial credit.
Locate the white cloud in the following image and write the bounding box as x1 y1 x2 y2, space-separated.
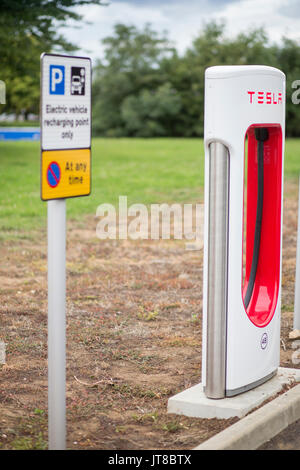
215 0 300 44
62 2 168 63
61 0 300 64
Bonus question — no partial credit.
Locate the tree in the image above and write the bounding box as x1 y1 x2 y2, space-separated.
164 21 277 137
0 1 105 56
91 20 300 137
0 0 105 117
92 23 176 136
121 83 182 137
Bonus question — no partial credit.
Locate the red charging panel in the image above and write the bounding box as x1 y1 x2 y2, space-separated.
242 125 282 327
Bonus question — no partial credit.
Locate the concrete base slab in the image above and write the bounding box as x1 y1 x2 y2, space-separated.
167 367 300 419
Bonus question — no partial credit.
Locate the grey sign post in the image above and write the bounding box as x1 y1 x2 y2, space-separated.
41 52 92 450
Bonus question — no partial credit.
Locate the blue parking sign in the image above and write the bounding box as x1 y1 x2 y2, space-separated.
49 65 65 95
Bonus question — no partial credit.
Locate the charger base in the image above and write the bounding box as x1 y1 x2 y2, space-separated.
167 368 300 419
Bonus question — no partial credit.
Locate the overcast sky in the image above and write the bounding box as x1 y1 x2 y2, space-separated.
63 0 300 63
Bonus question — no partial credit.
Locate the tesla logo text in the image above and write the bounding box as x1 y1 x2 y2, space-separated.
247 91 282 104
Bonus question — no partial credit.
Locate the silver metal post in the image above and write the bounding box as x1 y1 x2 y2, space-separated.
294 175 300 330
205 142 229 399
48 199 66 449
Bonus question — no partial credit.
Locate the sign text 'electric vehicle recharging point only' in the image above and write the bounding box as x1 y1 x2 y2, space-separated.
202 65 286 398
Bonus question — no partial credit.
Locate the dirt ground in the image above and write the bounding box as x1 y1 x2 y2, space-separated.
0 181 299 450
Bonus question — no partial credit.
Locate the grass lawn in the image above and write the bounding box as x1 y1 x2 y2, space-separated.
0 138 204 238
0 121 39 127
0 137 299 238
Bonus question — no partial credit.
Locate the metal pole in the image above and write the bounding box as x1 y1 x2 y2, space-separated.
205 142 229 399
48 199 66 449
294 175 300 330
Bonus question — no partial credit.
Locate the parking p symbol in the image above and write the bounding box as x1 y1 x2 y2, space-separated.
50 65 65 95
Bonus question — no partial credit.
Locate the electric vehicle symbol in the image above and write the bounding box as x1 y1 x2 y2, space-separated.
71 67 85 95
71 75 82 94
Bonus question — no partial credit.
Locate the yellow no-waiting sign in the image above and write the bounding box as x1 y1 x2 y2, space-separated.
41 148 91 200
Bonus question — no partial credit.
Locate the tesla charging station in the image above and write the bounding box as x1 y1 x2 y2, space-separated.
168 66 300 419
202 65 285 398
